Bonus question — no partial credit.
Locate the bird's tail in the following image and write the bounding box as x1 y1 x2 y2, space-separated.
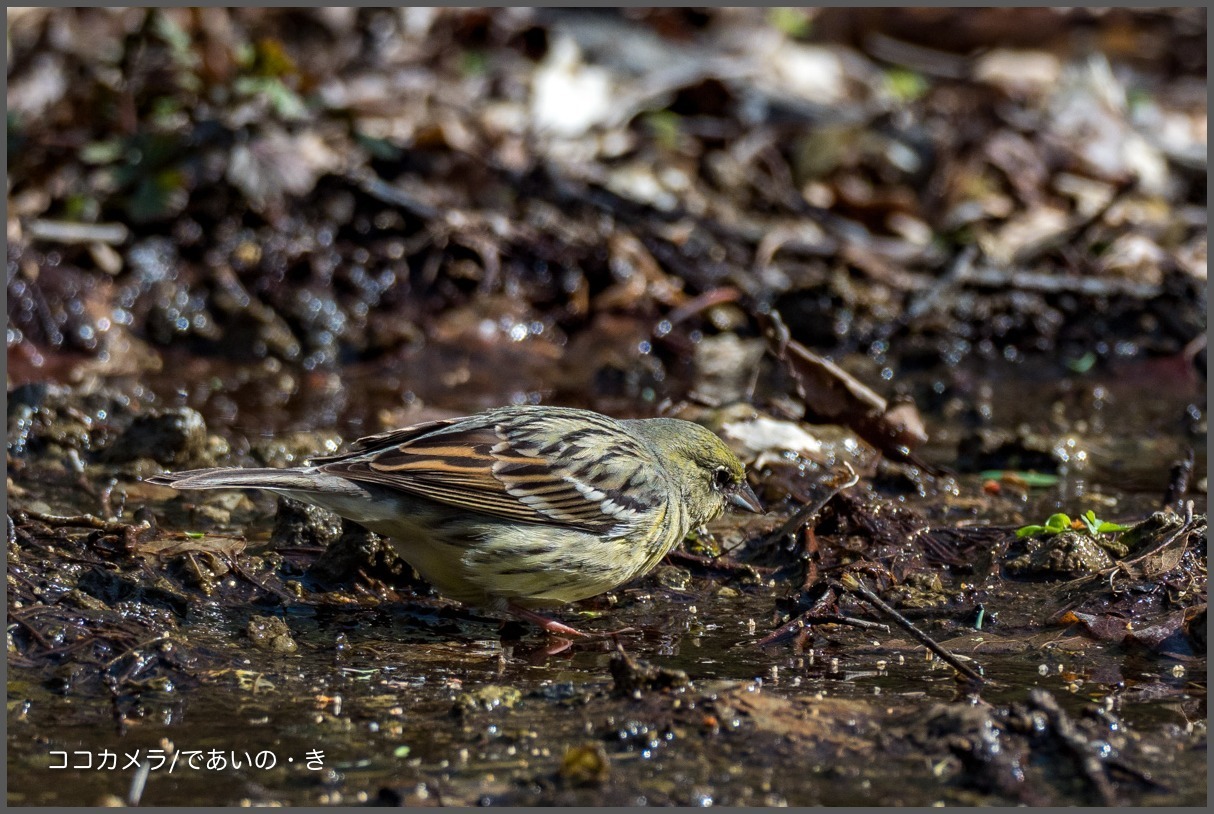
147 467 339 493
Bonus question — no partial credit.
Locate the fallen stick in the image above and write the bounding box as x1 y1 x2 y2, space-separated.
837 573 985 684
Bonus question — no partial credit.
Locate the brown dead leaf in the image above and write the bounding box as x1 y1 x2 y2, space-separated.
1055 610 1131 642
130 535 247 560
1053 608 1197 656
759 310 929 463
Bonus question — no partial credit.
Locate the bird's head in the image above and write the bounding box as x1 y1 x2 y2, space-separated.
632 418 763 525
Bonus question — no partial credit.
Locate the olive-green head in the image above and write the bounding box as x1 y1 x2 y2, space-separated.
629 417 763 525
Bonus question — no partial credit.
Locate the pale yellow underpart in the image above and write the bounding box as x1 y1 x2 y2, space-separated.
272 486 686 610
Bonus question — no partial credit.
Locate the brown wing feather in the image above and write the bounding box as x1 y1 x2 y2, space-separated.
313 409 664 533
320 425 557 525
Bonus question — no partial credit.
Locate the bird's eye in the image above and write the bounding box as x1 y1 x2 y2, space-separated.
712 467 732 489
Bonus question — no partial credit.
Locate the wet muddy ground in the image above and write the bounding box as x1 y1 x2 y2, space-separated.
6 359 1206 806
7 7 1207 808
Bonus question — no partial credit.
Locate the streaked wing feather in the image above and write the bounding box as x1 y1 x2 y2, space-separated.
323 463 551 524
315 410 664 533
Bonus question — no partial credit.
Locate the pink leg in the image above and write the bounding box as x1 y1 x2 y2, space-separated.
507 603 588 638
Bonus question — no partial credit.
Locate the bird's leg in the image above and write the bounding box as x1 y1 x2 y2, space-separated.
506 603 588 638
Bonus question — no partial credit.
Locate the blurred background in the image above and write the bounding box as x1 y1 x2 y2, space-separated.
7 8 1205 436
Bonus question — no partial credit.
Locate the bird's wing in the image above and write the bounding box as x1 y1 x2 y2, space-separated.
314 411 665 533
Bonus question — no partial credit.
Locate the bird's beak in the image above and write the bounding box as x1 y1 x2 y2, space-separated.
728 482 764 513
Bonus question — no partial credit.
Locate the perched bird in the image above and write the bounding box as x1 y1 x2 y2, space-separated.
149 405 762 636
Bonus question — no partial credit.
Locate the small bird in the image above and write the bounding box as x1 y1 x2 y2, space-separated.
149 405 762 636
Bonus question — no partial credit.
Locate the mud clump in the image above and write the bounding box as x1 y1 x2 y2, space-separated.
103 407 213 468
610 649 690 698
1004 532 1119 578
246 614 298 653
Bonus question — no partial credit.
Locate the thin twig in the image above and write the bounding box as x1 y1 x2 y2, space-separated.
229 559 297 602
102 632 171 670
7 613 57 651
14 508 149 536
763 463 860 549
758 612 890 647
837 573 985 684
663 287 742 327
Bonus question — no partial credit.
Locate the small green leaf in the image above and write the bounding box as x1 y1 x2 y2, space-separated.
1044 513 1072 532
1017 512 1074 538
1020 508 1130 540
392 745 411 759
1080 510 1100 535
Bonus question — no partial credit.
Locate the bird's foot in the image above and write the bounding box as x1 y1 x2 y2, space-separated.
505 604 641 640
506 603 589 638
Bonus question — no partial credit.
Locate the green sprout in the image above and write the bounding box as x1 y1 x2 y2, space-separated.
1015 510 1129 539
